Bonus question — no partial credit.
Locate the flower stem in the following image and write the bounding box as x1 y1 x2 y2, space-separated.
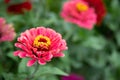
26 63 39 80
31 63 39 78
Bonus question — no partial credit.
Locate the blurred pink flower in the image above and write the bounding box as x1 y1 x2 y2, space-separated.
0 18 16 42
61 74 84 80
61 0 97 30
84 0 106 25
14 27 68 67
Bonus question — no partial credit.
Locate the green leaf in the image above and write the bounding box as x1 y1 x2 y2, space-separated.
2 73 27 80
18 58 34 74
109 50 120 68
115 31 120 46
37 75 59 80
111 0 119 11
82 36 106 50
34 65 68 77
104 67 115 80
2 73 15 80
7 51 19 62
18 58 28 73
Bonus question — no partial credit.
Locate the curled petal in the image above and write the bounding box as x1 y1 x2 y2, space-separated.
38 59 46 65
53 53 65 57
15 43 30 52
14 50 20 56
14 50 27 58
18 52 27 58
27 59 36 67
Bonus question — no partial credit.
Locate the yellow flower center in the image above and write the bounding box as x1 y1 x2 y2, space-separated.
33 35 51 50
76 3 88 12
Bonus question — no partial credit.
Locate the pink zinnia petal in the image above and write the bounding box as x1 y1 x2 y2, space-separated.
14 50 27 58
38 59 46 65
0 18 5 25
27 59 36 67
14 51 20 56
18 52 27 58
53 53 65 57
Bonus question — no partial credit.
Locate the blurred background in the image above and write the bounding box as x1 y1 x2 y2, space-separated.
0 0 120 80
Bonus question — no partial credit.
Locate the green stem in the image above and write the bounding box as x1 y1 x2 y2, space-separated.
26 63 39 80
31 63 39 79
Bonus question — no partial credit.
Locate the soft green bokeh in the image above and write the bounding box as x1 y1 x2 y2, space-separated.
0 0 120 80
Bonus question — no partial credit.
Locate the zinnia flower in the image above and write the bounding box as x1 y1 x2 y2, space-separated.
69 0 106 25
60 0 97 30
7 1 32 14
0 18 16 42
61 74 84 80
14 27 68 67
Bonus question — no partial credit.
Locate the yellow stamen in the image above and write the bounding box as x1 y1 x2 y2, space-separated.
76 3 88 12
33 35 51 50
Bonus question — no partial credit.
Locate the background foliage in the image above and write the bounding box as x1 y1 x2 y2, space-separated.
0 0 120 80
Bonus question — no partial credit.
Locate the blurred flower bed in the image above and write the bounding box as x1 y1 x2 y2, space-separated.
0 0 120 80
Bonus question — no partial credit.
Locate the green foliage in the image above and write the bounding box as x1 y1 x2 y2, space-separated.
0 0 120 80
34 66 68 77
